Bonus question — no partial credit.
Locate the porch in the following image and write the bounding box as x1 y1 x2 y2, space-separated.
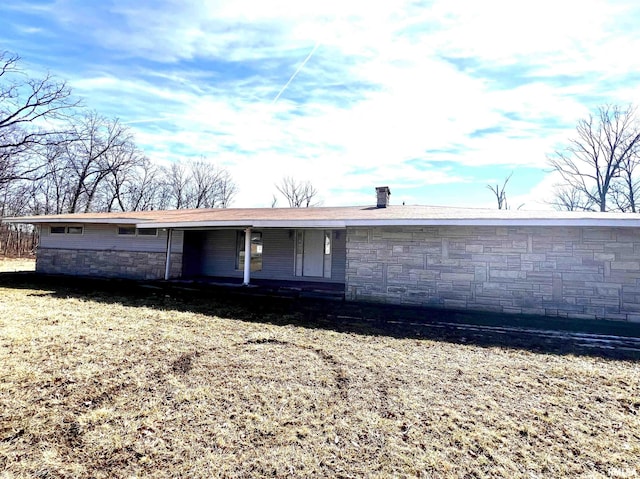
181 228 347 287
169 276 346 301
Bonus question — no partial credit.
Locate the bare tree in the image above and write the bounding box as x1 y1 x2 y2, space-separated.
159 158 237 209
275 176 320 207
549 185 594 211
0 178 30 217
549 105 640 212
487 172 513 210
0 51 78 186
62 112 133 213
10 112 137 215
112 156 164 212
161 162 190 209
98 146 150 212
0 179 38 257
216 168 237 208
0 135 78 217
189 159 230 208
609 150 640 212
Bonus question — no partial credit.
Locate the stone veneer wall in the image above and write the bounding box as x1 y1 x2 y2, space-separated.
345 226 640 321
36 248 183 280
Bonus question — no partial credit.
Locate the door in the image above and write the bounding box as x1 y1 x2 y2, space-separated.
302 229 324 277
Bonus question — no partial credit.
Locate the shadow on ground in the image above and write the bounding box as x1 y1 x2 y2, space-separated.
2 272 640 361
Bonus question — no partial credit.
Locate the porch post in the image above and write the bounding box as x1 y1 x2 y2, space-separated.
243 227 251 285
164 228 173 280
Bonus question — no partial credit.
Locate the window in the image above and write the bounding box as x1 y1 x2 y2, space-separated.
50 226 83 235
117 226 158 236
137 228 158 236
236 231 263 272
118 226 136 236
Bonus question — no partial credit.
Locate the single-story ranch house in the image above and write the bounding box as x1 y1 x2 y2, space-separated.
4 187 640 322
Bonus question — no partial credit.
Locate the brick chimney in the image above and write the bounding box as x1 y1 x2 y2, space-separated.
376 186 391 208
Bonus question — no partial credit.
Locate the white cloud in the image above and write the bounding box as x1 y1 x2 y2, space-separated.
5 0 640 208
508 171 567 211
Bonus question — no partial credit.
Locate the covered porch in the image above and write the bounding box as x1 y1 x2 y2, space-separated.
175 226 347 287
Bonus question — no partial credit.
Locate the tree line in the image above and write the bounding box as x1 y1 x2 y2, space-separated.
0 52 237 218
1 113 237 217
0 51 236 255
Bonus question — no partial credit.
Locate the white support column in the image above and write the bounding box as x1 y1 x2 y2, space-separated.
164 228 173 280
243 227 251 285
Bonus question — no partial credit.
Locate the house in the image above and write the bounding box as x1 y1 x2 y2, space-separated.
4 186 640 322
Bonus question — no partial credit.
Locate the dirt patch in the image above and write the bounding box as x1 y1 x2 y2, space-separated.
170 351 200 374
59 417 83 448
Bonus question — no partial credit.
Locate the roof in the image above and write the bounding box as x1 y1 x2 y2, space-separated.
4 205 640 228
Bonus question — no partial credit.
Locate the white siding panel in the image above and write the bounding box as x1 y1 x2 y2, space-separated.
39 224 183 253
259 229 296 279
200 230 237 276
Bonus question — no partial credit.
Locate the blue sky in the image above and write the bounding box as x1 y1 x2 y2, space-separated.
2 0 640 208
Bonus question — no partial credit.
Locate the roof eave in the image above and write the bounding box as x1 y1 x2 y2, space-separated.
138 220 349 229
345 218 640 227
138 218 640 229
5 216 640 229
2 217 142 225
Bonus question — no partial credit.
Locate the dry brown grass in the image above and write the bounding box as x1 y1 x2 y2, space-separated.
0 257 35 273
1 283 639 478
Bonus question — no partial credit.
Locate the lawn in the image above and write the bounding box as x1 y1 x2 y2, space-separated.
0 257 34 273
0 267 639 477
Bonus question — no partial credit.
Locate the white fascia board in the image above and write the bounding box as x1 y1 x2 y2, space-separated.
137 220 253 229
141 217 640 229
344 218 640 227
137 220 348 229
2 217 140 225
253 220 347 228
11 216 640 229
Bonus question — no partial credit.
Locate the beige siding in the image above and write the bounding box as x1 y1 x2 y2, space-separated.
40 224 183 253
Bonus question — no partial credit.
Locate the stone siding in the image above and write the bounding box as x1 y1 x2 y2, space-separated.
36 248 183 280
345 226 640 321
